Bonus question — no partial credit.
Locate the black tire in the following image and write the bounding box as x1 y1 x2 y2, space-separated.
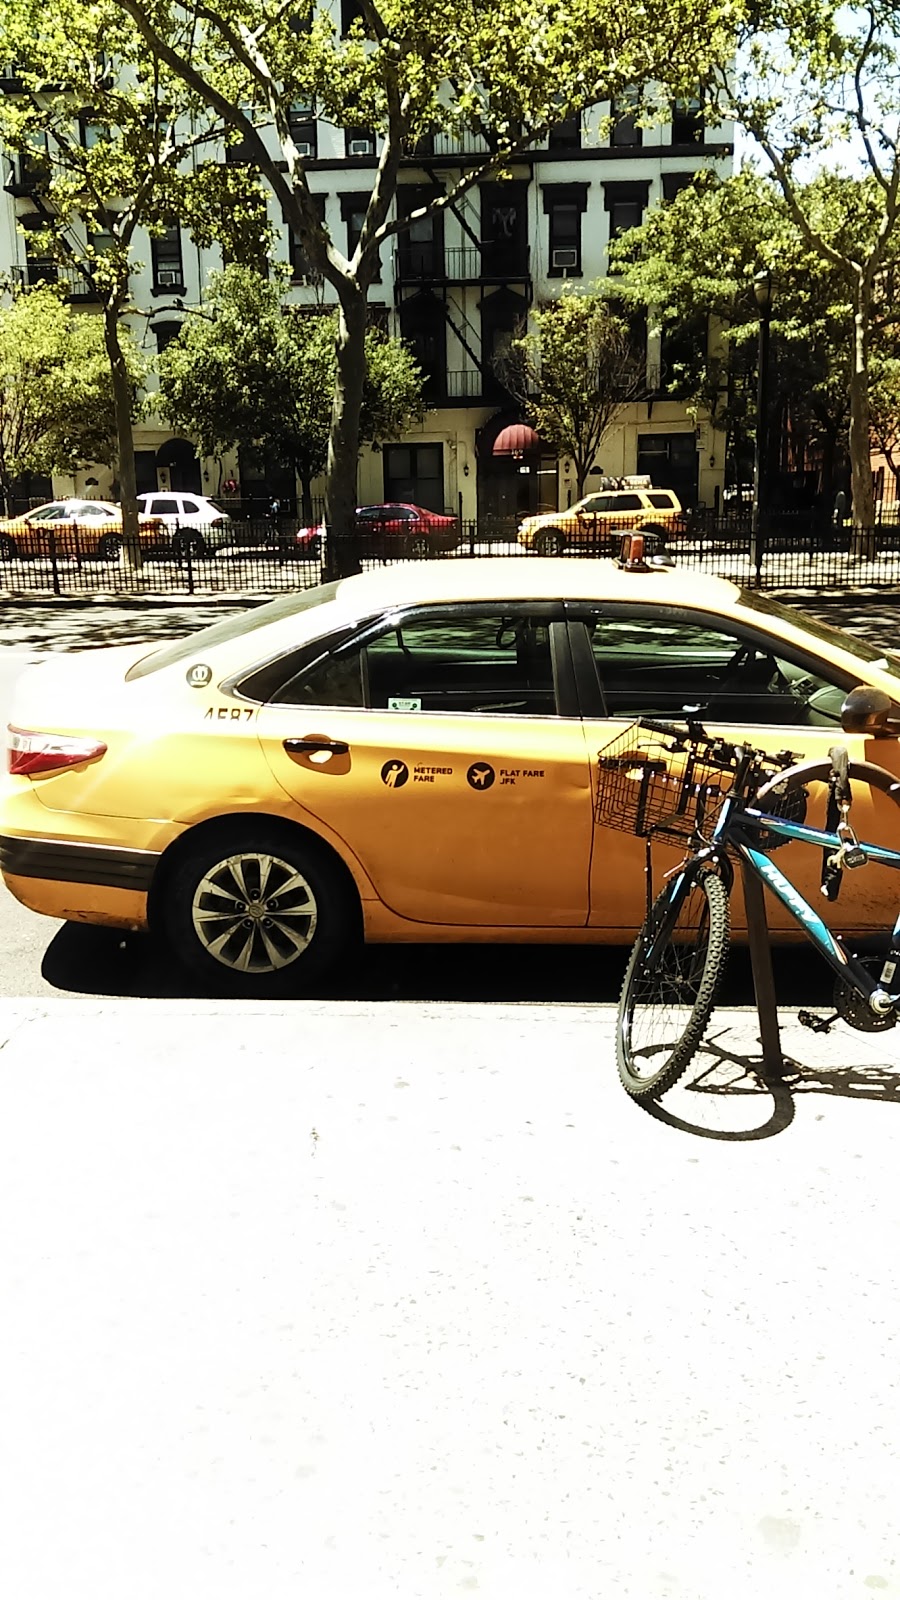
97 533 123 561
172 530 207 558
0 533 16 559
161 822 359 997
534 529 565 556
617 870 730 1100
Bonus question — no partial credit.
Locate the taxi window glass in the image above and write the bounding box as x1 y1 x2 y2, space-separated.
125 581 344 680
647 492 675 509
151 498 180 515
613 493 643 511
586 612 842 725
364 611 556 716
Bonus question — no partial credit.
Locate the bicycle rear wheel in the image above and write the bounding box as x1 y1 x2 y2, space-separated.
617 870 730 1099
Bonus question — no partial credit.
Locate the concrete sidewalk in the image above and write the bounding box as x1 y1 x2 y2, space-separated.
2 996 900 1599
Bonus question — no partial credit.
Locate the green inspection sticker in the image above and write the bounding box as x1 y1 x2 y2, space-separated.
388 697 421 712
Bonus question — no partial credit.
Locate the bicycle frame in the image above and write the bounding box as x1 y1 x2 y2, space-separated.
704 795 900 1011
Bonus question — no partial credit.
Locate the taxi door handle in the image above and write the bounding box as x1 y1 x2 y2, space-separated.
283 738 350 756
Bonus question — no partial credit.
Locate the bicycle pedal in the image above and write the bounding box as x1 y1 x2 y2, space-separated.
797 1009 839 1034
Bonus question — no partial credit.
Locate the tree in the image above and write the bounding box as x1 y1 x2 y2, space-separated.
0 0 268 553
156 265 424 521
112 0 735 573
0 286 131 510
498 291 646 499
706 1 900 544
611 169 858 507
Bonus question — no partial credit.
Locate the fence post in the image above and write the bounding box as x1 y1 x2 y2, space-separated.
183 523 195 596
48 530 61 597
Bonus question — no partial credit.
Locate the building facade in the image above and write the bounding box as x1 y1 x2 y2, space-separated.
0 59 733 522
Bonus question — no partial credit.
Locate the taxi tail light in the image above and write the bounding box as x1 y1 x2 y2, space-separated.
7 726 108 776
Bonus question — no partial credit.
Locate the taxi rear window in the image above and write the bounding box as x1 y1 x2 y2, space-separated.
647 492 676 508
124 581 343 680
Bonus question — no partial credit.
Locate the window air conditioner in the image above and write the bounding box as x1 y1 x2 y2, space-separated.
156 268 180 286
551 247 578 269
349 138 374 156
294 142 314 158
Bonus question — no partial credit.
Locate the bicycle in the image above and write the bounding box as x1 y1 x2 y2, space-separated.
596 693 900 1100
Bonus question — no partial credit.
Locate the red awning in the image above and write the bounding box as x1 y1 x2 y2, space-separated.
492 422 542 457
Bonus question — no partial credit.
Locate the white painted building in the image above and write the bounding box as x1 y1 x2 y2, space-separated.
0 58 733 522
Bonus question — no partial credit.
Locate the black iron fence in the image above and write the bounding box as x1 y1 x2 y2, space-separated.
4 510 900 597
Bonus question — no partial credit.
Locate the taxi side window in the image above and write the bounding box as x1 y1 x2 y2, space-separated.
275 610 558 715
585 611 842 725
363 612 556 715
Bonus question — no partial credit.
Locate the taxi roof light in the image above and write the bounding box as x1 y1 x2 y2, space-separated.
7 726 108 776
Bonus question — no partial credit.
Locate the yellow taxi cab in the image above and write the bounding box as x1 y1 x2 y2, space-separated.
3 554 900 996
0 499 163 561
518 482 684 555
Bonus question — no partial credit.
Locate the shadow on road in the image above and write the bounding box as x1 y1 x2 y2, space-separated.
41 921 837 1007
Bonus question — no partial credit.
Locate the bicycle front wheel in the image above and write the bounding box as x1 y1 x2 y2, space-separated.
617 870 730 1100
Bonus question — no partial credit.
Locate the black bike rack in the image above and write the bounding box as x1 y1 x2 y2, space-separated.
740 861 785 1077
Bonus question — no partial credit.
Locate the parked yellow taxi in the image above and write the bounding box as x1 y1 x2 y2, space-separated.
3 555 900 995
0 499 163 561
518 485 685 555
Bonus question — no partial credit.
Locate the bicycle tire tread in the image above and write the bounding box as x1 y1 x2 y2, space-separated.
616 871 731 1100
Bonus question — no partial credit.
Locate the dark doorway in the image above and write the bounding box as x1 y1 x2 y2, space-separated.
636 432 699 510
156 437 202 493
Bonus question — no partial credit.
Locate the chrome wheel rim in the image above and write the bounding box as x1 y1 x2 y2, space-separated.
192 851 318 972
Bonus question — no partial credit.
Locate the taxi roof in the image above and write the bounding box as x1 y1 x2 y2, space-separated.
321 556 742 611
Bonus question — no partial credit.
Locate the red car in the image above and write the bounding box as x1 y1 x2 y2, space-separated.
293 503 460 558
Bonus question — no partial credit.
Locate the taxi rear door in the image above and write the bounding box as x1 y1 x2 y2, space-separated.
254 603 594 927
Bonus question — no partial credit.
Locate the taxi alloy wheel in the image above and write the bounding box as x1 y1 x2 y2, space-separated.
164 824 357 996
534 529 564 556
0 533 16 559
172 530 207 559
97 533 122 561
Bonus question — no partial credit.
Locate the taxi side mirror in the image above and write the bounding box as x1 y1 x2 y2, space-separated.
840 684 900 736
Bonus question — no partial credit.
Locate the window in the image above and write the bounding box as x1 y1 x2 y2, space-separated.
603 182 649 247
581 610 843 726
480 183 528 277
345 127 375 158
288 193 326 282
659 312 708 396
397 296 445 399
671 96 704 145
398 187 442 278
154 321 181 354
548 112 581 151
280 609 558 716
151 223 185 293
8 133 48 195
542 184 588 277
287 101 317 159
662 172 695 203
610 91 642 148
79 116 109 149
384 442 443 510
341 191 380 279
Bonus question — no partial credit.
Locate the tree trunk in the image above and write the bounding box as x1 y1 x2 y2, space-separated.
103 299 141 572
324 285 367 580
299 473 314 527
849 277 875 557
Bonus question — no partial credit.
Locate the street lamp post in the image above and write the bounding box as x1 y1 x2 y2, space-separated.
750 269 772 586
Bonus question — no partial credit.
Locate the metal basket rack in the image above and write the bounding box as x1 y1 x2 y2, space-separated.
595 723 736 841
